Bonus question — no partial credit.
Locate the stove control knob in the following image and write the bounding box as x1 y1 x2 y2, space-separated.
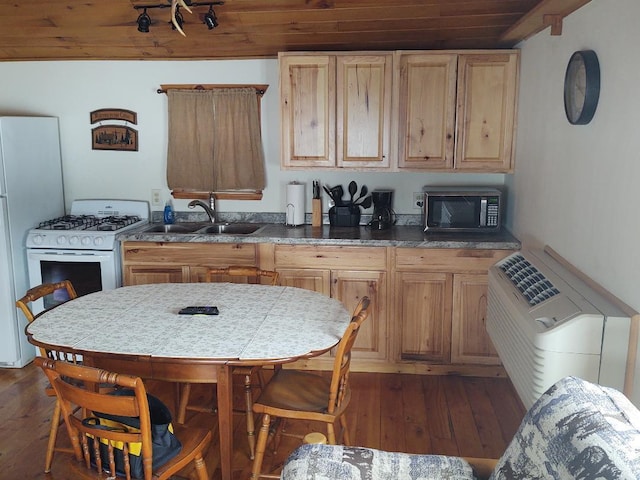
94 236 104 246
31 234 44 245
69 236 79 245
56 235 67 245
81 237 92 246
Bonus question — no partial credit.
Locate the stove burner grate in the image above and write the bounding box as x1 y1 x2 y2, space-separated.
96 215 142 231
37 214 142 231
38 215 101 230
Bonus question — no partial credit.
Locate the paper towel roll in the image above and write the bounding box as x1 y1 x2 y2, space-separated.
286 182 306 226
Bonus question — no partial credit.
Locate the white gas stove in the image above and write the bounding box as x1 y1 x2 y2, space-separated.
25 200 150 314
26 199 149 251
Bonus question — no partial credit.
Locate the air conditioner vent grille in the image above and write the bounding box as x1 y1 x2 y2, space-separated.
499 253 560 306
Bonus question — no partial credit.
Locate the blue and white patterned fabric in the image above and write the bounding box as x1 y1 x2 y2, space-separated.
281 376 640 480
282 444 476 479
491 376 640 479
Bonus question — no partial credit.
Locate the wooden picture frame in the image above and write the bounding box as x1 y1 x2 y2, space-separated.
92 125 138 151
90 108 137 124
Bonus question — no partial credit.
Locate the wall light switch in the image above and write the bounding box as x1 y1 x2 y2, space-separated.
151 189 162 207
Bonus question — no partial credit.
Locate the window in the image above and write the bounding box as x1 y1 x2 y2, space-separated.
164 85 267 199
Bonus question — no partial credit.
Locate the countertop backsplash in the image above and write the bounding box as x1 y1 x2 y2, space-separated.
151 210 423 226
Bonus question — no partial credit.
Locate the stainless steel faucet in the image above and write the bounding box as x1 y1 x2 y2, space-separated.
188 193 217 223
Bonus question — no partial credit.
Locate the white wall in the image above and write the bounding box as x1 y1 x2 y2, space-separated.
509 0 640 313
0 59 503 215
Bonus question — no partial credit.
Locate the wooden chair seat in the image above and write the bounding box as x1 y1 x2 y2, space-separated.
250 297 371 480
153 424 211 479
255 370 334 413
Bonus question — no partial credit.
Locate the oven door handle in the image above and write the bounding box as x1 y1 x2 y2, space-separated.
28 249 115 259
34 250 107 256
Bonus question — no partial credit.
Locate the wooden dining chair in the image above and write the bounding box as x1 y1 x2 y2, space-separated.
16 280 79 473
177 265 280 460
249 296 371 480
16 280 77 324
34 357 212 480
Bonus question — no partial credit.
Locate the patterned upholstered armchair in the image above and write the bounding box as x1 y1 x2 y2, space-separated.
282 376 640 479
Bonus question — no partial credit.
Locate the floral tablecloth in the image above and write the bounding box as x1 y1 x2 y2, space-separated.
27 283 351 361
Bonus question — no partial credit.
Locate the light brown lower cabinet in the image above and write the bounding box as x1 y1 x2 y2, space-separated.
275 245 388 362
395 271 452 363
451 274 500 365
393 248 514 372
121 242 258 285
121 241 512 375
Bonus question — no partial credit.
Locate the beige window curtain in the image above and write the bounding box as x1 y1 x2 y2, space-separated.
167 87 266 192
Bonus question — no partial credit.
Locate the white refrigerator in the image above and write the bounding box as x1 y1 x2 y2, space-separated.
0 117 65 367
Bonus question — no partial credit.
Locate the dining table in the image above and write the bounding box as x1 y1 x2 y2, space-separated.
26 282 351 480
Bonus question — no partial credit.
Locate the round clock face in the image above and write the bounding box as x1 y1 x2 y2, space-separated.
564 50 600 125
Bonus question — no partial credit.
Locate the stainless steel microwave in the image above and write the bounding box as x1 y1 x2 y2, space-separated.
422 187 502 232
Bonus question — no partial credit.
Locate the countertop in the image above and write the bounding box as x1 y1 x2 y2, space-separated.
119 222 521 250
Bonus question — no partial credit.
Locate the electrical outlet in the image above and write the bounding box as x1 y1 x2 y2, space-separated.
151 189 162 207
412 192 423 210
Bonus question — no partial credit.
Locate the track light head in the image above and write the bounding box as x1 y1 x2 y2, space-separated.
137 8 151 33
204 5 218 30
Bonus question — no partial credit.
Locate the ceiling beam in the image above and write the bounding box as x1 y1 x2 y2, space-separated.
499 0 592 44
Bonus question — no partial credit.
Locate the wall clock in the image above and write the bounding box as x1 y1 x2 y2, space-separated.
564 50 600 125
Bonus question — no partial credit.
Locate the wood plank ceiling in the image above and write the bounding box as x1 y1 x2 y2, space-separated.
0 0 592 61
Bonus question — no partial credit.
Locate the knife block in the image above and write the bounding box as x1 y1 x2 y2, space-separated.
312 198 322 227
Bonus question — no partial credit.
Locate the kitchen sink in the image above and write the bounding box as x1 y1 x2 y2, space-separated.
197 223 262 235
142 222 264 235
143 223 203 233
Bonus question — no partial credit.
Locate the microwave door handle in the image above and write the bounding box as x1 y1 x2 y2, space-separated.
479 198 487 227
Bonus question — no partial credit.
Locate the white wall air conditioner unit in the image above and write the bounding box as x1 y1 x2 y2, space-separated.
486 248 632 409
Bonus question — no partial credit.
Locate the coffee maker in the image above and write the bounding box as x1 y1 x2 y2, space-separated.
370 190 396 230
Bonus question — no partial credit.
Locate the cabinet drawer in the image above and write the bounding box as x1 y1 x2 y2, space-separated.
122 242 257 266
395 248 512 273
275 245 387 270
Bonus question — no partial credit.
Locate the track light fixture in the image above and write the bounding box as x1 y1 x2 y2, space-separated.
133 1 224 36
204 5 218 30
137 8 151 33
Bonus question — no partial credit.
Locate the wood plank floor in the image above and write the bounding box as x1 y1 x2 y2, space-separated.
0 364 525 479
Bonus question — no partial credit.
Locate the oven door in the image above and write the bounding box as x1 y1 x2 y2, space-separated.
26 248 120 315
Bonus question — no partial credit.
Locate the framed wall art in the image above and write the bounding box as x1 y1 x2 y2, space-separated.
90 108 138 151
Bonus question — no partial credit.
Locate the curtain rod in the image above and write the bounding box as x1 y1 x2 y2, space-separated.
157 84 268 96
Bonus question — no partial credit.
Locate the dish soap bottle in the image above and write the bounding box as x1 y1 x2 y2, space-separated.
163 200 175 224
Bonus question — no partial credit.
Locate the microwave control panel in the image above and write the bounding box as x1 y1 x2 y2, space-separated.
487 197 500 227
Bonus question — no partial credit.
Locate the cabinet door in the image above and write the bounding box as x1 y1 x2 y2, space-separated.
331 270 387 360
396 53 457 169
451 274 500 365
336 54 392 168
278 268 331 296
280 54 336 168
396 271 452 363
124 265 188 285
455 53 519 172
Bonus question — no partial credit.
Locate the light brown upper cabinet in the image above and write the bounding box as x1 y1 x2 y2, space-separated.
280 52 392 170
394 51 519 173
394 52 458 170
281 50 518 173
280 54 335 168
454 52 519 172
